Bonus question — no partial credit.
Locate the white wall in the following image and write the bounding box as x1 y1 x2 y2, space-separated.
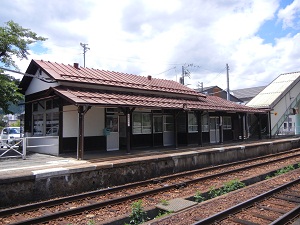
84 107 105 136
63 105 78 137
63 105 105 137
271 80 300 132
25 71 58 95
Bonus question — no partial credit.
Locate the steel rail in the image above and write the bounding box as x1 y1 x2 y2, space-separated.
1 148 300 224
2 148 299 217
192 177 300 225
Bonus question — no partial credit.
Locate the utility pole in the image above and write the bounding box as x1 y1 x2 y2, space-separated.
226 63 230 101
80 43 90 67
198 82 203 92
180 65 191 85
180 66 185 85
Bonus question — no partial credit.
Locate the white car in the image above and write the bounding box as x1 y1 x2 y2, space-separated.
0 127 22 147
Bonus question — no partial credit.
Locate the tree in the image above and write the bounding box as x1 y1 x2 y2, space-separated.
0 20 47 114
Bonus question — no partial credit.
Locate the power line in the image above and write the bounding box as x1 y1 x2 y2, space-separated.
0 67 57 83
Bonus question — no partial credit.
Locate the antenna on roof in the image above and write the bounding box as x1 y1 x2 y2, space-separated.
80 43 90 68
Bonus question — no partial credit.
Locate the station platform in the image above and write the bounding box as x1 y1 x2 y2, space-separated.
0 137 300 207
0 137 299 181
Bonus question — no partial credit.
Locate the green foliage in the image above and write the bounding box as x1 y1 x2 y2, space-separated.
0 20 47 69
160 199 169 206
208 179 245 199
208 186 224 198
155 210 172 219
128 200 148 225
0 73 24 114
0 20 46 114
266 165 296 180
87 220 95 225
194 190 205 203
222 179 245 193
274 165 294 176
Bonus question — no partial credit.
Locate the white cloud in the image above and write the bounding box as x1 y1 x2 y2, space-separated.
1 0 300 91
278 0 300 29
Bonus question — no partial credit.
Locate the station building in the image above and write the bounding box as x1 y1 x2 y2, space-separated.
19 60 268 159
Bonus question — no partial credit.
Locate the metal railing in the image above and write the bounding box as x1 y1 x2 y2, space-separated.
0 138 26 159
271 92 300 136
0 136 59 159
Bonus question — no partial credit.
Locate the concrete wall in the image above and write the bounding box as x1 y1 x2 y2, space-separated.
1 137 300 207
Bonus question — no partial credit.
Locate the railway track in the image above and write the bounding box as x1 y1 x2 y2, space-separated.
193 177 300 225
1 148 300 224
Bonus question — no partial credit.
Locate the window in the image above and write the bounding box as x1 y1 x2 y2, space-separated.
153 115 163 133
33 114 44 136
46 112 59 136
223 116 232 130
132 113 151 134
201 113 209 132
188 112 198 133
32 99 59 136
164 115 174 132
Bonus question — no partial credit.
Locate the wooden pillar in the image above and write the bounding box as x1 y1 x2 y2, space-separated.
197 111 203 146
219 115 223 144
185 111 189 145
126 108 131 154
240 113 244 141
77 105 84 160
258 114 262 140
174 110 178 149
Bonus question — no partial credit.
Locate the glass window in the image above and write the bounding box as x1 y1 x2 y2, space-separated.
46 112 59 136
188 112 198 133
132 113 151 134
164 115 174 132
32 99 59 136
142 114 151 134
223 116 232 130
153 116 163 133
33 114 44 136
201 113 209 132
132 113 142 134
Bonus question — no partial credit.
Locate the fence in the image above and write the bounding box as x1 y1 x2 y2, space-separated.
0 136 59 159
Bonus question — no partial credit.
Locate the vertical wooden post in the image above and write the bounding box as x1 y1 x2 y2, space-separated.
258 114 262 140
126 109 131 154
77 106 84 160
197 111 203 146
174 110 178 149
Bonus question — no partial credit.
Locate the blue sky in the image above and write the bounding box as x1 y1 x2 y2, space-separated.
1 0 300 90
258 0 297 44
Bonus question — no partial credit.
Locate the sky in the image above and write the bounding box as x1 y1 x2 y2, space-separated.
1 0 300 91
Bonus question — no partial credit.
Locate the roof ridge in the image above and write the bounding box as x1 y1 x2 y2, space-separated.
35 59 204 97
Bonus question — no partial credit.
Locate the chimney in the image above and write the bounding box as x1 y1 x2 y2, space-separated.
74 63 79 69
147 75 152 80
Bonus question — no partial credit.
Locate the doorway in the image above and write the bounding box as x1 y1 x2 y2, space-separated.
210 116 220 143
106 115 119 151
163 115 174 146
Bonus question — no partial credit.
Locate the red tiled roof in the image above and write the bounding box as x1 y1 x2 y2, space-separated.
33 60 203 97
52 86 266 113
